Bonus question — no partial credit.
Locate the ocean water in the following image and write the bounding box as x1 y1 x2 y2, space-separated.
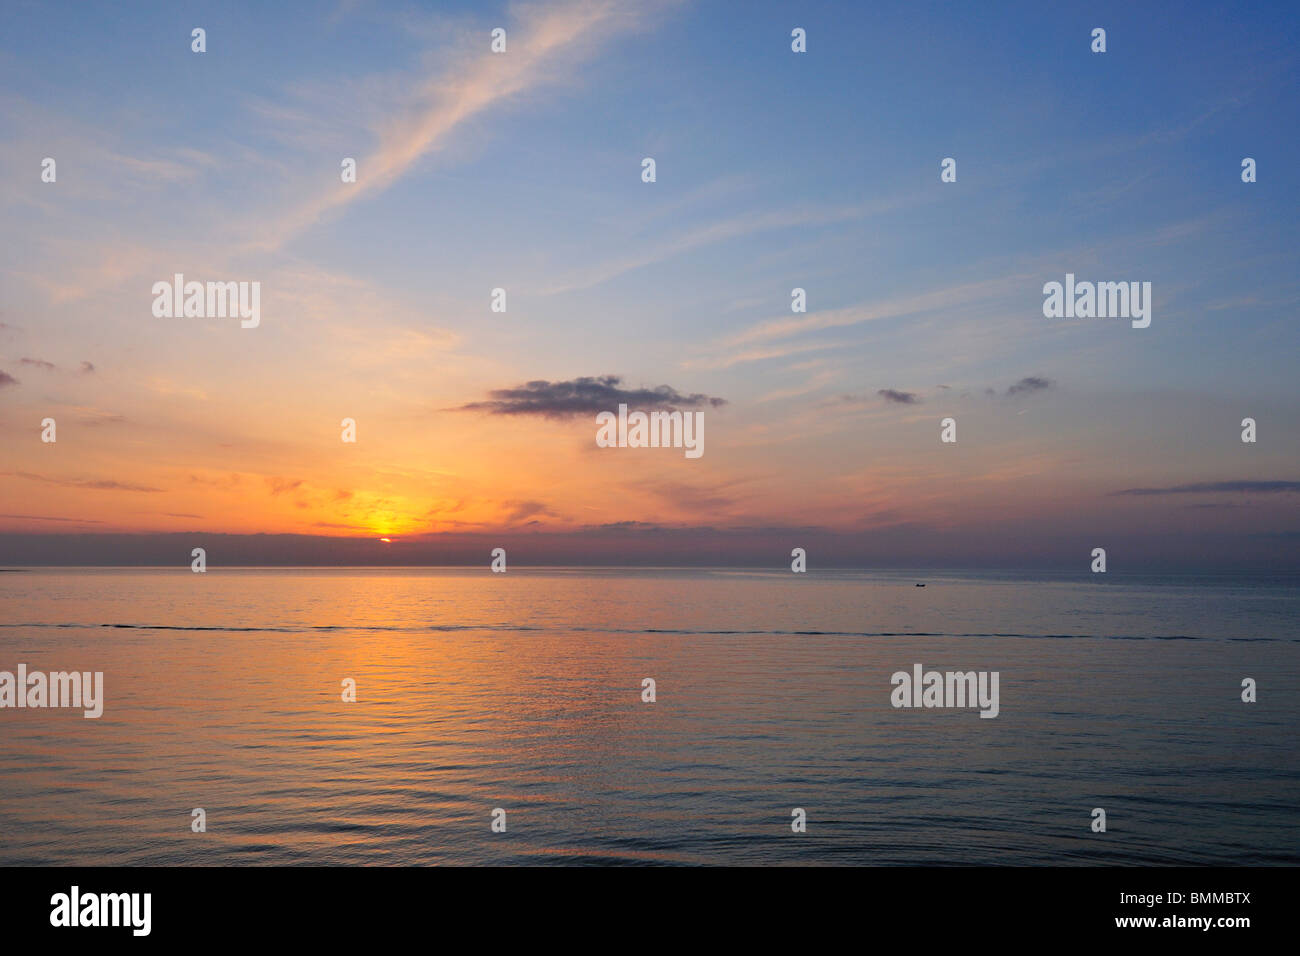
0 567 1296 866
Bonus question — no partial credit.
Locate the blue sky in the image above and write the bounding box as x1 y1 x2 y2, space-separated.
1 0 1297 567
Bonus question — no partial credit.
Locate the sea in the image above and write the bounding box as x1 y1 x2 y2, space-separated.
0 567 1296 865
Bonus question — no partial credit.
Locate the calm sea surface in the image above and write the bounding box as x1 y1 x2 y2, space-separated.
0 567 1296 865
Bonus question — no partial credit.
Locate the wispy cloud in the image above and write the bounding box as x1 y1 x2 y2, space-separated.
75 410 126 427
0 514 107 524
265 477 305 497
728 275 1028 349
261 0 678 249
3 472 162 493
100 149 213 184
13 357 101 380
1112 481 1300 496
686 274 1030 370
539 195 927 295
644 479 743 514
501 499 559 523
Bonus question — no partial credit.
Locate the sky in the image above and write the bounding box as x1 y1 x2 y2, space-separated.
0 0 1297 569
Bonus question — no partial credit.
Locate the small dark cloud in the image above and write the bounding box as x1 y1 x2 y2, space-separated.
1112 481 1300 496
0 371 18 388
163 512 204 519
878 388 920 405
1006 376 1054 396
458 375 726 419
80 361 95 374
19 358 56 371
